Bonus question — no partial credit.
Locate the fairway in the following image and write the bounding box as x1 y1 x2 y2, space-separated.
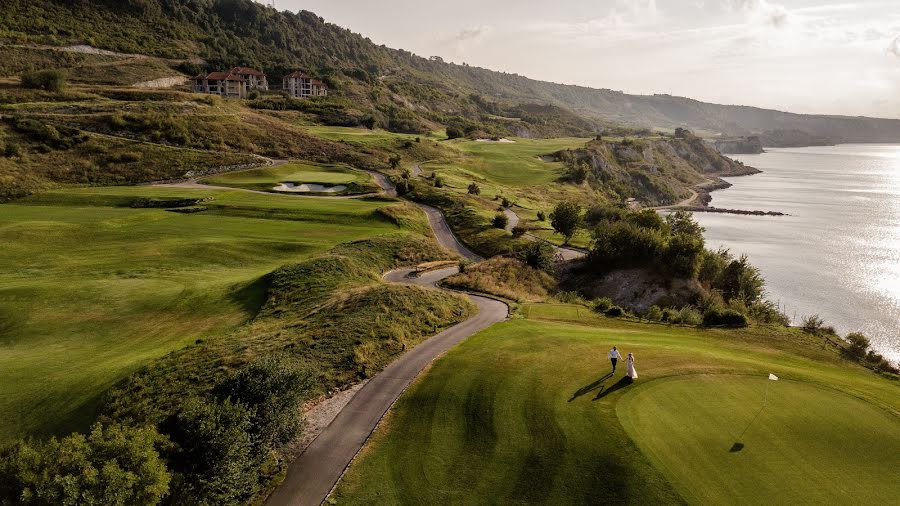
333 306 900 504
618 376 900 504
201 161 375 193
445 137 587 187
0 186 399 443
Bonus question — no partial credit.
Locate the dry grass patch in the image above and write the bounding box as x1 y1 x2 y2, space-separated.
444 257 555 302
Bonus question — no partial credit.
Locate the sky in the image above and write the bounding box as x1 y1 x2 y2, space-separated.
266 1 900 118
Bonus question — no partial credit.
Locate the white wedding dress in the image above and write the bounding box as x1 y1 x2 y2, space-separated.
626 357 638 379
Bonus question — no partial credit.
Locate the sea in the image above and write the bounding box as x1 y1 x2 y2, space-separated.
694 144 900 363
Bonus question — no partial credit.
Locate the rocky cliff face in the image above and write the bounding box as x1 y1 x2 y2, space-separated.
713 136 764 154
554 133 759 206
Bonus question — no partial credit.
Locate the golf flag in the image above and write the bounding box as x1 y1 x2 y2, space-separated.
768 373 779 381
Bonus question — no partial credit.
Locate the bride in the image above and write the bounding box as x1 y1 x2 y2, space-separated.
625 353 638 379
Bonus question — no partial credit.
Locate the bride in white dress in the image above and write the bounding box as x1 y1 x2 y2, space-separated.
625 353 638 379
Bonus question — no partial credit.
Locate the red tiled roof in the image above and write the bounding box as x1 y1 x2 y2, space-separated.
310 79 325 86
194 71 246 82
284 71 312 79
230 67 265 76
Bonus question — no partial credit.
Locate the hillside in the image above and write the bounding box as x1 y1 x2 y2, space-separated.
3 0 900 143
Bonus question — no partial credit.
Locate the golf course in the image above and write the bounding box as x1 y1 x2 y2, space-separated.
0 184 402 443
333 305 900 504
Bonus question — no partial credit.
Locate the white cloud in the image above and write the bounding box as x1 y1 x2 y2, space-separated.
888 35 900 57
724 0 793 28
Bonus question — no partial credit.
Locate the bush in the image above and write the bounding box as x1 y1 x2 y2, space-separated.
163 398 259 505
0 423 170 505
467 182 481 195
515 241 555 270
511 225 527 238
433 176 444 188
593 297 614 313
703 307 749 327
802 314 826 333
501 197 512 208
645 305 663 321
20 69 67 92
492 213 509 229
605 305 625 317
536 211 546 221
446 126 464 139
673 307 703 325
212 356 315 451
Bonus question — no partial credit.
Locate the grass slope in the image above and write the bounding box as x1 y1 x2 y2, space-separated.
0 185 399 443
333 305 900 505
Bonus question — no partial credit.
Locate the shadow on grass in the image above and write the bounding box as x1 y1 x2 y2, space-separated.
569 372 614 402
593 376 634 401
229 275 270 317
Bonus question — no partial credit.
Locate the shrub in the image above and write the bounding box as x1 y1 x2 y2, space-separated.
605 305 625 317
645 305 663 321
802 314 826 333
703 307 749 327
555 291 587 304
673 307 703 326
446 126 464 139
511 225 527 238
20 69 67 92
515 241 555 270
467 182 481 195
247 90 260 100
389 154 402 169
0 423 170 505
163 398 259 505
212 356 316 451
593 297 614 313
717 255 764 305
536 211 546 221
433 176 444 188
492 213 509 229
501 197 512 208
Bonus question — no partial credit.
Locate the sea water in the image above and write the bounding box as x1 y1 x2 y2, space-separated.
694 144 900 362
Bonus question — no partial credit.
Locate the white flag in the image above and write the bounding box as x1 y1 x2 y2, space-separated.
768 373 779 381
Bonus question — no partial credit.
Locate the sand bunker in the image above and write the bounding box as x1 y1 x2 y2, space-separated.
475 138 515 143
273 182 347 193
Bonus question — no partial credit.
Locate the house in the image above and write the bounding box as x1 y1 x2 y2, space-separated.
189 71 247 98
283 71 328 98
229 67 268 91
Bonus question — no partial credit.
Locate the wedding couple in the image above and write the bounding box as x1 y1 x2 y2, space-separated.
608 346 638 379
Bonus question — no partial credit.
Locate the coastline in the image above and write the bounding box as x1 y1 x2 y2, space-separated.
655 167 787 216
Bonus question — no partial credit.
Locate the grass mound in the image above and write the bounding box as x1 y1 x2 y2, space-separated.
444 257 555 302
99 234 474 428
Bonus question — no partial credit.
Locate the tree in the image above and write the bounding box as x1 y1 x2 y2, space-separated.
844 332 870 360
164 398 258 505
717 255 765 304
388 154 402 170
665 210 704 237
467 182 481 195
0 423 170 506
492 213 508 229
511 225 526 238
536 211 546 221
549 201 582 245
21 70 67 92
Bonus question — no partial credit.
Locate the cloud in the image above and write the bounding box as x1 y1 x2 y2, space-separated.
454 25 493 44
724 0 793 28
888 36 900 57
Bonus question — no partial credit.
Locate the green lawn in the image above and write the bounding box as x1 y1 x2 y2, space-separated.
446 137 587 187
202 161 376 194
333 305 900 504
0 186 399 443
302 126 423 147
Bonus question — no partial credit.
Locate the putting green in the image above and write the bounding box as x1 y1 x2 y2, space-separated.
202 161 371 192
618 375 900 504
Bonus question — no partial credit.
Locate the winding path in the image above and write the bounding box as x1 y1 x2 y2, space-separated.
266 166 505 506
503 207 587 261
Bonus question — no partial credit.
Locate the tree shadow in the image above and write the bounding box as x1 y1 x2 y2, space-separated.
568 372 614 402
592 376 634 401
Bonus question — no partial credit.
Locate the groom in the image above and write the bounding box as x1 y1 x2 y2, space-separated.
608 346 621 373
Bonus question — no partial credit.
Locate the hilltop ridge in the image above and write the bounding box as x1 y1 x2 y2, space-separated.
3 0 900 144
